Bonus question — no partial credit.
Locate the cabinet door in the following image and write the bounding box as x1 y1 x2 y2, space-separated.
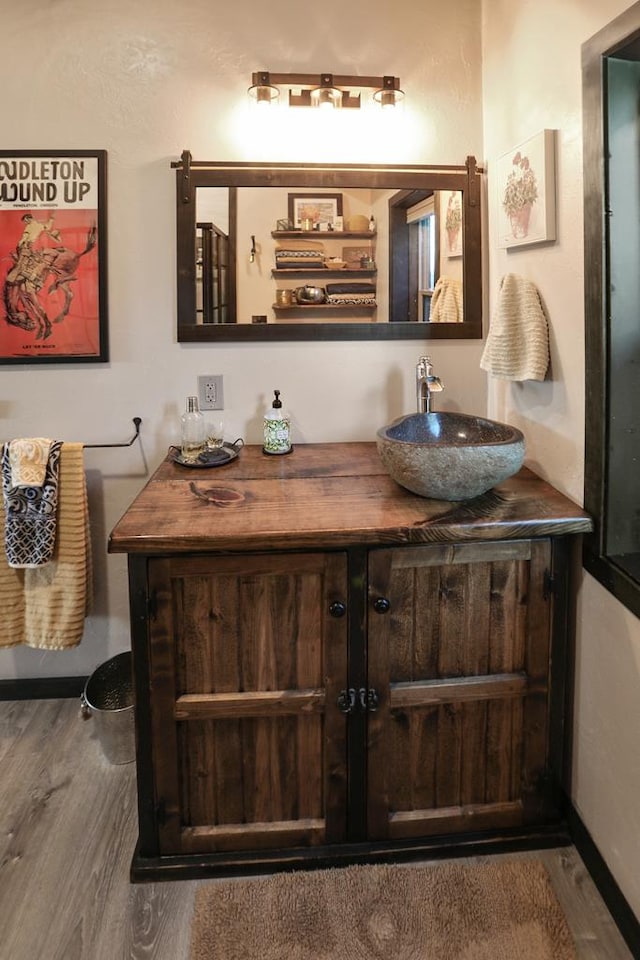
147 551 348 856
367 539 554 840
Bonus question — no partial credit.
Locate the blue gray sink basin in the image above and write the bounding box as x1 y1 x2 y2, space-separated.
376 412 525 501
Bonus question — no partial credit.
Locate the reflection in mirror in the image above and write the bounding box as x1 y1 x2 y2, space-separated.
389 189 464 323
196 187 236 324
176 154 482 342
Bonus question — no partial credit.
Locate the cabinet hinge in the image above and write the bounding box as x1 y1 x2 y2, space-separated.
155 798 166 826
543 569 556 599
148 588 158 619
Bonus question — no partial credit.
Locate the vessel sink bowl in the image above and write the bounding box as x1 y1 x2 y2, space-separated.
376 412 525 501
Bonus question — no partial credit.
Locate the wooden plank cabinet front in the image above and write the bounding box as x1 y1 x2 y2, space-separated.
366 539 556 842
146 551 349 858
110 444 591 880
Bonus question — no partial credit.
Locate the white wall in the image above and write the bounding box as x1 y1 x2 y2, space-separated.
482 0 640 920
0 0 483 680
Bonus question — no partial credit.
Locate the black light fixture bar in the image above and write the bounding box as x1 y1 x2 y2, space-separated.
248 71 403 109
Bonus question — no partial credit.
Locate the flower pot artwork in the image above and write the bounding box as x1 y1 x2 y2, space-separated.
509 202 532 240
502 151 538 242
447 227 460 252
445 192 463 256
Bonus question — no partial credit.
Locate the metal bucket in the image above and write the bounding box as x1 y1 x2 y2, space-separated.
81 651 135 764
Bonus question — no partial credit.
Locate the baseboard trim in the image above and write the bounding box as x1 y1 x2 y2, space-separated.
0 676 87 701
567 800 640 956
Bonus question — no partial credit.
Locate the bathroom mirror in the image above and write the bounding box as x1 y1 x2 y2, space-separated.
175 151 482 342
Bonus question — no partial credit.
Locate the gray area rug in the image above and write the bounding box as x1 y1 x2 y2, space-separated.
191 858 576 959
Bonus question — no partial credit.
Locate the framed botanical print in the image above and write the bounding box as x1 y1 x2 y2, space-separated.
497 130 556 249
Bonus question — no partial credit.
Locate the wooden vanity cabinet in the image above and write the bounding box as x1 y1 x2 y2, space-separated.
109 443 591 880
136 538 559 868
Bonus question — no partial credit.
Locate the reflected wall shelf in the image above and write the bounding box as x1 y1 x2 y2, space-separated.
271 230 376 240
272 228 377 319
272 303 377 312
272 269 377 278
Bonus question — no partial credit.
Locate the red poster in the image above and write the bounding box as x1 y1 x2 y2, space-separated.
0 151 107 363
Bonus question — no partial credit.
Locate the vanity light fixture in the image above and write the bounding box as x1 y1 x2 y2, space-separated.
247 71 280 106
373 76 405 109
308 74 349 110
248 71 403 109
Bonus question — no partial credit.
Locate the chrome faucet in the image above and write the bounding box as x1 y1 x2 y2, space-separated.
416 356 444 413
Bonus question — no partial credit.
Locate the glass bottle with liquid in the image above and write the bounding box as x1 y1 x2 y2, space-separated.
181 395 205 462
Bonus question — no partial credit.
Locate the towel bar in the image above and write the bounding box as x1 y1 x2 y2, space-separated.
85 417 142 449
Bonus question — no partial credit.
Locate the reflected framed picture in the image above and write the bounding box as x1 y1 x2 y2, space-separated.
444 190 463 257
497 130 556 249
0 149 108 364
288 192 343 229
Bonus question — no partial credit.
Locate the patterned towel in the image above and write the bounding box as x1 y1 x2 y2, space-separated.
275 239 325 267
0 442 92 649
325 295 377 305
2 440 62 568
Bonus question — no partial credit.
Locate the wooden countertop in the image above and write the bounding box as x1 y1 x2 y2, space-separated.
108 442 593 555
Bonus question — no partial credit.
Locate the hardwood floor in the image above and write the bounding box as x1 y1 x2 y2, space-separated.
0 699 634 959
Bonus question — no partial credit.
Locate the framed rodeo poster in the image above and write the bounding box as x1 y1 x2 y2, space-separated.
0 150 108 363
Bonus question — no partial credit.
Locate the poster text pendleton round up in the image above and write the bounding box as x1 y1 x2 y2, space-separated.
0 160 91 205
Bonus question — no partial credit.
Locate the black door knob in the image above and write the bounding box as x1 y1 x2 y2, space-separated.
373 597 391 614
329 600 347 618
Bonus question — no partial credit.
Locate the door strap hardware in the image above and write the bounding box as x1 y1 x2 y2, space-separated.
338 687 379 713
361 687 379 712
337 688 357 714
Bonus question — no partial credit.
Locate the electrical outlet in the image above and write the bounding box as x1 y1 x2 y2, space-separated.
198 374 224 411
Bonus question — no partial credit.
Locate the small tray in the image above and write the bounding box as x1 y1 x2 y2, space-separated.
170 440 244 468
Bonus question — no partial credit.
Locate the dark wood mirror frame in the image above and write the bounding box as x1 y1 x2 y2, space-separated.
582 2 640 620
174 151 483 342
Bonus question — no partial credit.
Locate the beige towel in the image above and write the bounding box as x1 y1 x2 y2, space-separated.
0 442 92 650
9 438 53 487
430 276 463 323
480 273 550 381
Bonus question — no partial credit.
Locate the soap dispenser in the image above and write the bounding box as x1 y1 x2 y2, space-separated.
263 389 292 455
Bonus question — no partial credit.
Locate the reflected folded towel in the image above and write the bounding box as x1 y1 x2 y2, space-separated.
325 280 376 306
325 295 377 305
275 239 324 251
275 250 325 261
0 442 92 650
430 276 463 323
2 440 62 568
325 282 376 295
275 239 325 267
9 438 53 487
480 273 550 381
